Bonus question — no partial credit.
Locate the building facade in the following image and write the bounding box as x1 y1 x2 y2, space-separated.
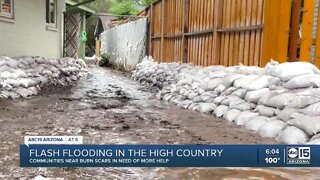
0 0 65 58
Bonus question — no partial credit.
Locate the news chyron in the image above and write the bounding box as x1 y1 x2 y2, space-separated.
20 136 319 167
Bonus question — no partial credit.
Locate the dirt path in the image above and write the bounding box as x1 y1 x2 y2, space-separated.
0 67 318 179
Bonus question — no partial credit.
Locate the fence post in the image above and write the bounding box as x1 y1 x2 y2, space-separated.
261 0 291 66
288 0 301 62
160 0 165 62
300 0 316 62
315 4 320 67
213 0 224 65
148 5 153 57
182 0 190 63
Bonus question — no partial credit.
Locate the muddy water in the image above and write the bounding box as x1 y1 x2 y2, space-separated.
0 67 319 180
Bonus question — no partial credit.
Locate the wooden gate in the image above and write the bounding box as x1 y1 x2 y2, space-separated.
63 12 82 58
288 0 320 67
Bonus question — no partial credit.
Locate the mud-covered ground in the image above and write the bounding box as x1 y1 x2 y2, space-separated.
0 67 319 180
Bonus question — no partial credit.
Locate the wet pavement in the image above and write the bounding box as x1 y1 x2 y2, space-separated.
0 67 319 180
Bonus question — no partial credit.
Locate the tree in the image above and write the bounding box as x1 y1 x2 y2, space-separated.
110 0 138 16
141 0 155 6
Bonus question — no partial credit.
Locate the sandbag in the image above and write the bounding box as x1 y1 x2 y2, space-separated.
221 87 237 96
245 76 273 90
214 84 226 93
244 116 270 131
284 74 320 89
223 109 242 122
286 95 319 109
206 78 223 90
214 105 229 118
288 113 320 136
195 103 217 114
270 62 320 81
276 126 309 144
222 74 244 88
213 96 226 105
208 71 227 79
258 119 287 138
255 105 276 117
0 65 11 74
234 75 259 89
232 102 256 111
221 96 244 106
244 88 270 103
231 88 247 99
235 111 259 126
276 108 297 122
300 102 320 116
264 93 297 109
307 138 320 144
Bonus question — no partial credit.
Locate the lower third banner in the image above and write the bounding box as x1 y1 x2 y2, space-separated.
20 145 320 167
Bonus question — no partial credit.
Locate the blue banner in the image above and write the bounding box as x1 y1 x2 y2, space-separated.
20 145 320 167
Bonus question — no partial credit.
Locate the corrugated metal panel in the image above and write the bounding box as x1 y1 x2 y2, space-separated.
311 0 319 62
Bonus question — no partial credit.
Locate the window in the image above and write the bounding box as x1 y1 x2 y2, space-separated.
0 0 14 19
46 0 57 27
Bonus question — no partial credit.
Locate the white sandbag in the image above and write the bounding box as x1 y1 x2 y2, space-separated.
237 66 264 75
295 88 320 97
231 88 247 98
208 71 227 79
244 88 270 103
300 102 320 116
10 70 27 79
276 108 297 122
276 126 310 144
195 103 217 113
163 94 173 101
245 116 270 131
200 91 218 102
232 102 256 111
214 105 229 118
214 84 226 93
213 96 226 104
188 91 198 100
0 65 11 74
245 76 273 90
288 113 320 136
4 79 20 87
286 95 320 109
15 87 34 98
234 75 259 89
265 93 297 109
222 74 245 88
221 87 237 96
258 90 287 105
6 58 19 68
284 74 320 89
206 78 223 90
0 71 12 79
177 100 193 109
307 138 320 144
221 96 244 106
223 109 241 122
235 111 259 126
258 119 287 138
255 105 276 117
270 62 320 81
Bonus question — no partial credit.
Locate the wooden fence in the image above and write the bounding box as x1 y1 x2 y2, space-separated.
146 0 266 66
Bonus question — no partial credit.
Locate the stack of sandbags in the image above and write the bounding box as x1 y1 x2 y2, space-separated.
0 56 88 99
133 57 320 144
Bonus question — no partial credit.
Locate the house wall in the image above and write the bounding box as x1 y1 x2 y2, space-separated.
0 0 65 58
100 18 148 71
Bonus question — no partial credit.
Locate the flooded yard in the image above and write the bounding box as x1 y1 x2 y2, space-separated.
0 67 319 180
